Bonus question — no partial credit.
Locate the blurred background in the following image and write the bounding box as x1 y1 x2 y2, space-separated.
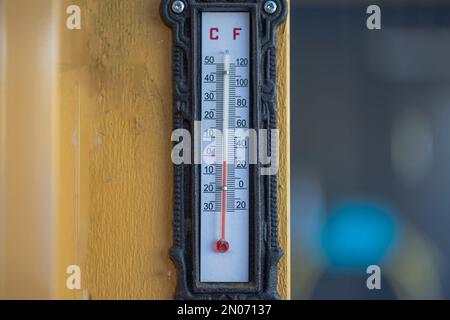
291 0 450 299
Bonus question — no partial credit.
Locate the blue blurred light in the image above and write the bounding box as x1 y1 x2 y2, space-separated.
321 201 399 269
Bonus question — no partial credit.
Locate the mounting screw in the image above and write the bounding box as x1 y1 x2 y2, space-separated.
172 0 185 14
264 1 277 14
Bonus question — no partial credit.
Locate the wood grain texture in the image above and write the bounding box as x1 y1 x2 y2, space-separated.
57 0 176 299
276 2 291 300
56 0 289 299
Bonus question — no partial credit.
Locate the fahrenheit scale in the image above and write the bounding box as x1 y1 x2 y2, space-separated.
162 0 287 300
200 12 250 283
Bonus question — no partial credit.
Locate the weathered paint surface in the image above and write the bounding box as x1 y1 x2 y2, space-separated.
57 0 176 299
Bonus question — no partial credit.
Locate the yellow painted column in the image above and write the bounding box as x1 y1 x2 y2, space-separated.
56 0 177 300
276 3 291 300
0 0 59 299
0 0 6 298
1 0 289 300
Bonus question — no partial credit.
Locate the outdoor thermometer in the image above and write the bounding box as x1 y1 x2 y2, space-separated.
161 0 287 300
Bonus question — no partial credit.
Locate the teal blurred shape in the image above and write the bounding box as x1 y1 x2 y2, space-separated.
321 201 399 269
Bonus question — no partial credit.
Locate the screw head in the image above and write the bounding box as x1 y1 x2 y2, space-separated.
264 1 277 14
172 0 185 14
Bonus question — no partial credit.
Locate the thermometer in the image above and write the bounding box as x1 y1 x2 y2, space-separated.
162 0 287 299
200 12 250 283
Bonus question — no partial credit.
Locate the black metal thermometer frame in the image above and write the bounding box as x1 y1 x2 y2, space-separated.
161 0 287 300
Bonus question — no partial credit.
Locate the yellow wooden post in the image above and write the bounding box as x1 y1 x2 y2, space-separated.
55 0 177 299
1 0 289 299
276 3 291 300
0 0 59 299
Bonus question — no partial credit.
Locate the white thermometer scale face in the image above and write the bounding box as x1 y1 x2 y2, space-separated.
200 12 250 283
